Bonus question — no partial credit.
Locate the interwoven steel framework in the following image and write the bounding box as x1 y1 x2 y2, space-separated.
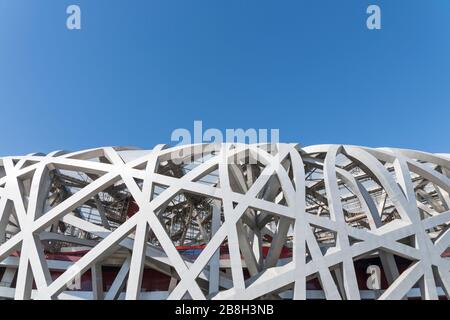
0 143 449 300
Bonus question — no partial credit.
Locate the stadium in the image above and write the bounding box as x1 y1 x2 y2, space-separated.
0 143 449 300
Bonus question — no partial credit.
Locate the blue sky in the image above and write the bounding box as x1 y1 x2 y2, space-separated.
0 0 449 156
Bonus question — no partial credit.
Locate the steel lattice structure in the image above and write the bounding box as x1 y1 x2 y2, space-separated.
0 143 449 300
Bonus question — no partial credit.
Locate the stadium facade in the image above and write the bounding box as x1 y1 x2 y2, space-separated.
0 143 449 300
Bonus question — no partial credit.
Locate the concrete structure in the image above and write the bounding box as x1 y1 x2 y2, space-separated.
0 143 449 300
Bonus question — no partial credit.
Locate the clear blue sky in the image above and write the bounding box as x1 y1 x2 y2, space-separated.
0 0 449 156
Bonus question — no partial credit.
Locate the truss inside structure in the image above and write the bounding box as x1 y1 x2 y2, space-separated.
0 143 449 300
